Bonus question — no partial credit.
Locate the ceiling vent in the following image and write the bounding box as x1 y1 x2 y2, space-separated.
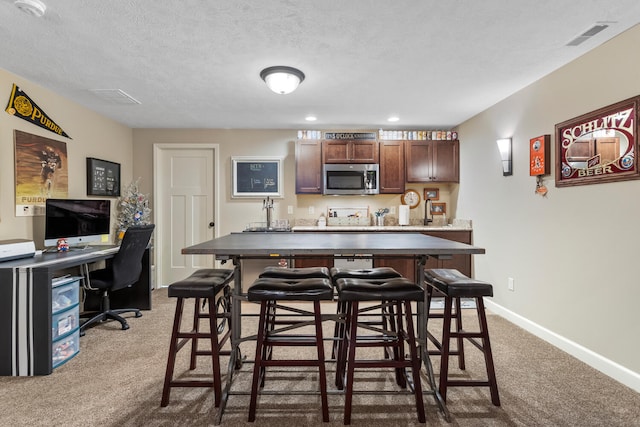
14 0 46 17
566 24 609 46
89 89 141 105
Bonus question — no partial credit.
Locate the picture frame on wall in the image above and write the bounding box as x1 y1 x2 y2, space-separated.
232 156 283 198
423 188 439 200
431 202 446 215
86 157 121 197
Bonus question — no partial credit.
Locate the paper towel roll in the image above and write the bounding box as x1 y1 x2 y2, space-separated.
398 205 410 225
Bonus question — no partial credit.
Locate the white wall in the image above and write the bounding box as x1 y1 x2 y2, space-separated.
456 24 640 388
0 68 133 243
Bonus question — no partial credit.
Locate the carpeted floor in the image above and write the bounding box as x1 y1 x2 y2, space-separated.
1 287 639 427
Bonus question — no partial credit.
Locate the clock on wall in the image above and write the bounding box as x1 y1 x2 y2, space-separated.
401 189 421 209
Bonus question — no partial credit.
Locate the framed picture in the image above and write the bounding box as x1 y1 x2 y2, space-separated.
86 157 120 197
431 202 446 215
555 95 640 187
529 135 550 176
423 188 439 200
232 156 283 198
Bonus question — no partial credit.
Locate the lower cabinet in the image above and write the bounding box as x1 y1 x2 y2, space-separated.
293 230 473 282
375 230 472 282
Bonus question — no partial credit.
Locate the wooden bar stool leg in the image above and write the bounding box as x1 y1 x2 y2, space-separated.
404 300 426 423
207 296 223 408
454 297 466 370
248 301 269 422
161 297 184 407
343 300 360 425
476 297 501 406
189 297 201 370
335 301 351 390
439 296 453 403
313 300 330 422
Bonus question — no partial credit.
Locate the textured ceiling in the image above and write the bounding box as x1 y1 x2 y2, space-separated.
0 1 639 130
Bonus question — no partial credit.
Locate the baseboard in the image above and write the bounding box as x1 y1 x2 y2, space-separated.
484 299 640 393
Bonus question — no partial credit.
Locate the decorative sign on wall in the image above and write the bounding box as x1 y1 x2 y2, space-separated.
14 130 69 216
86 157 121 197
324 132 377 140
529 135 550 176
555 95 639 187
5 84 71 139
232 156 283 198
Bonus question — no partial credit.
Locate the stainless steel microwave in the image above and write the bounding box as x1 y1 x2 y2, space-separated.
323 163 379 195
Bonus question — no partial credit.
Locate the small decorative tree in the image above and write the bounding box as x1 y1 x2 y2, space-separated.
115 178 151 242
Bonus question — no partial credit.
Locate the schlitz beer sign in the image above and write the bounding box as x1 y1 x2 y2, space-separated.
5 84 71 139
555 95 640 187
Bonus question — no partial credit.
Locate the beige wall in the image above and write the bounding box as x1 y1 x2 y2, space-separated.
0 68 133 243
456 24 640 386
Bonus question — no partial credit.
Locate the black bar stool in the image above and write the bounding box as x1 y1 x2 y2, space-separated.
329 267 402 360
334 276 426 425
161 269 234 408
424 268 500 406
247 276 333 423
259 265 331 279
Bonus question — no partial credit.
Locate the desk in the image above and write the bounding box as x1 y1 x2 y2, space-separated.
0 246 152 376
183 232 485 423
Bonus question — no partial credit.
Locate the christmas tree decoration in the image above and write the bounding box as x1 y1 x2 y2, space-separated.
115 178 151 242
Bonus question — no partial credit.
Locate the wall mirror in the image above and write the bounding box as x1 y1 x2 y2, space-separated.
555 95 640 187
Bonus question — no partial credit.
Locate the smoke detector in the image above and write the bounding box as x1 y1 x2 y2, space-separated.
14 0 47 17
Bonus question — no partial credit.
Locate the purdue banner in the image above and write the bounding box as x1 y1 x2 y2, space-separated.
5 84 71 139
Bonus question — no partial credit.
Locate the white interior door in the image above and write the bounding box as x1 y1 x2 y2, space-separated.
153 144 219 287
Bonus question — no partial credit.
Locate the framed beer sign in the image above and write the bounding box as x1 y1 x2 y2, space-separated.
555 95 640 187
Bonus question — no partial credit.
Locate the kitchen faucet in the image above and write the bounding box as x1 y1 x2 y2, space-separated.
424 198 433 226
263 196 273 229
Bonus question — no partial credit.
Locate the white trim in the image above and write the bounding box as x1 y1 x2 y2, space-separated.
484 299 640 393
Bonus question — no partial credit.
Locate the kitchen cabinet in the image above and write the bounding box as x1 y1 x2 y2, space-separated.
379 140 405 194
375 230 472 281
294 256 334 269
322 140 379 163
295 140 322 194
405 140 459 183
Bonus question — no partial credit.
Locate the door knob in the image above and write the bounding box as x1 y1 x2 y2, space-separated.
209 222 215 228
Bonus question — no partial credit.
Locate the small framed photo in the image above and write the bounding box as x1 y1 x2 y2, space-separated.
232 156 283 198
424 188 439 200
86 157 120 197
431 202 446 215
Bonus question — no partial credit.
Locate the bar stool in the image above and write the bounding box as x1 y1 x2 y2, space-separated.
161 269 234 408
247 276 333 422
424 268 500 406
335 276 426 425
259 265 331 279
329 267 402 360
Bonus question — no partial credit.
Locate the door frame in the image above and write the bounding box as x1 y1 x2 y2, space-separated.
152 143 221 288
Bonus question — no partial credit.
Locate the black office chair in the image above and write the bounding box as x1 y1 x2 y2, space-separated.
80 224 155 335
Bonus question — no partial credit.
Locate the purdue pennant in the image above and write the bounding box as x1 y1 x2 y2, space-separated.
5 84 71 139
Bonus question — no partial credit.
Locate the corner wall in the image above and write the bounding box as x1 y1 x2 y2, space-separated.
456 24 640 388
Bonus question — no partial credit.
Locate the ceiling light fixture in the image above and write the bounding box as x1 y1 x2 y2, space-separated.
387 116 399 122
260 66 305 94
305 115 317 121
14 0 46 17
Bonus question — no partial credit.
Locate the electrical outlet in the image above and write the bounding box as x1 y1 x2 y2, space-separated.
308 206 315 214
287 205 293 214
508 277 514 291
389 206 396 215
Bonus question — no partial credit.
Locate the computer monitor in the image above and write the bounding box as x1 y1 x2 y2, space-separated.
44 199 111 248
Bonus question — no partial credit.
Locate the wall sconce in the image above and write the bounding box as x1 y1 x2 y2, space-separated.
496 138 512 176
260 66 305 94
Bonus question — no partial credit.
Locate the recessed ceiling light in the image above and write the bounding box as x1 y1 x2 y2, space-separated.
305 115 317 121
14 0 46 17
387 116 400 122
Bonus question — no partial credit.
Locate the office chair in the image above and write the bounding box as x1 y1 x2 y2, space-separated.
80 224 155 335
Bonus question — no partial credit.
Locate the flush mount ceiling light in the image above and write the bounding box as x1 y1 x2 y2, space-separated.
260 66 305 94
305 115 317 121
387 116 400 122
14 0 46 17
